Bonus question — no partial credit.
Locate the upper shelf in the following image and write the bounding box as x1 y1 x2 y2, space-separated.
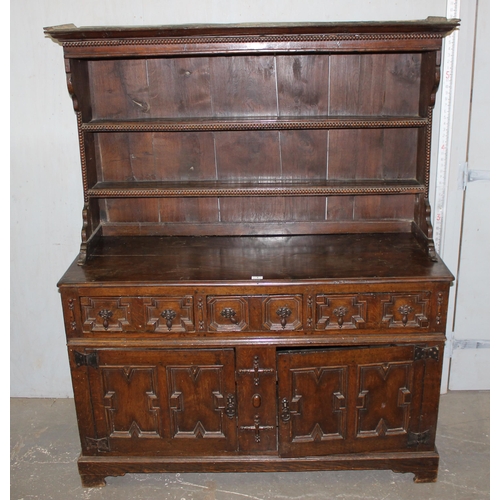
82 116 429 133
88 179 425 198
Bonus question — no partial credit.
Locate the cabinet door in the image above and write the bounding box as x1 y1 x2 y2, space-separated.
277 345 439 457
76 348 237 456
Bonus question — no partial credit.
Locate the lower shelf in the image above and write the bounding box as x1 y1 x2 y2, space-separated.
77 449 440 487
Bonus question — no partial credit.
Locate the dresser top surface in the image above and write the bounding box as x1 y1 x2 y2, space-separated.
58 233 453 287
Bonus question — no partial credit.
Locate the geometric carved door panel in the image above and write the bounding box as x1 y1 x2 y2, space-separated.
356 361 413 438
277 349 348 457
102 366 162 439
86 348 237 455
278 345 422 457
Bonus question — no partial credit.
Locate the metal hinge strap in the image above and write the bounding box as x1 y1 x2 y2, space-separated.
407 430 431 447
74 350 98 368
85 436 110 452
414 346 439 361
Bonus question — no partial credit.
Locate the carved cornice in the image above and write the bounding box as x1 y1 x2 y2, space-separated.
61 32 446 48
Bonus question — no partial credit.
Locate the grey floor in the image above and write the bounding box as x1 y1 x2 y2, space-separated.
11 391 489 499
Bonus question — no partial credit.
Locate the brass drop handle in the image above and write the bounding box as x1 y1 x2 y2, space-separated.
333 306 348 328
398 305 414 327
221 307 238 324
98 309 113 330
160 309 177 331
276 306 292 329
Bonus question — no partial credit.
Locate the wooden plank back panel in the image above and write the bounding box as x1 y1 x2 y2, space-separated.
328 129 418 181
95 129 417 184
280 130 328 180
329 53 422 116
96 132 217 182
326 194 414 222
276 54 330 116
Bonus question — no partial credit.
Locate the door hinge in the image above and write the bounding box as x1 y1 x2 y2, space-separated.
414 346 439 361
85 436 110 452
74 350 98 368
407 430 431 447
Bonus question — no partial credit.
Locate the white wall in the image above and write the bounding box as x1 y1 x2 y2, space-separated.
11 0 449 397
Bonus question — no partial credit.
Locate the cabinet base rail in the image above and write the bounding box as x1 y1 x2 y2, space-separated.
78 449 439 487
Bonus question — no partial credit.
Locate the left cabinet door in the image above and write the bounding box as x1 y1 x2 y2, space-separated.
70 348 237 456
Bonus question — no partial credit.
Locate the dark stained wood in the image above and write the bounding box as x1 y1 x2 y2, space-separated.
327 129 418 181
329 53 422 117
50 19 457 486
58 233 452 285
276 54 330 116
77 450 440 485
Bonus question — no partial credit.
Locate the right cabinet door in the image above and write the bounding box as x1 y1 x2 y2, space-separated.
277 344 441 457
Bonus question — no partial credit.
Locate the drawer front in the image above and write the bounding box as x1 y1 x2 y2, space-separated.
206 294 304 333
315 290 446 333
79 295 195 334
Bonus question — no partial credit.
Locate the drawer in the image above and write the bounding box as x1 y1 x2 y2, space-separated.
79 296 195 333
206 294 303 332
315 291 441 332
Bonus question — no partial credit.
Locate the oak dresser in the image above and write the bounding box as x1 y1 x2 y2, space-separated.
45 18 458 486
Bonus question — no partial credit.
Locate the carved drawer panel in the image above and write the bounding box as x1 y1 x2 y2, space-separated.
79 295 195 334
380 293 431 329
315 294 367 330
207 296 249 332
80 297 133 332
144 296 195 333
262 295 303 331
